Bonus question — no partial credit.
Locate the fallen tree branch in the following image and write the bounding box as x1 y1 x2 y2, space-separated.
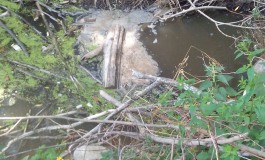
78 65 102 84
9 59 65 79
161 2 265 30
238 144 265 159
36 0 88 17
0 20 29 56
0 5 47 41
0 109 115 153
6 135 67 140
74 80 162 145
160 5 227 20
15 68 48 81
0 119 22 137
32 9 59 23
132 70 201 95
100 90 122 107
108 130 265 158
105 131 248 146
36 1 61 55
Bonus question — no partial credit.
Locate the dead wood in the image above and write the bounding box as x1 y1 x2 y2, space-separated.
102 25 125 88
8 60 64 79
0 5 47 41
36 1 61 55
132 70 201 95
99 90 122 107
0 109 115 153
73 80 161 145
0 20 29 56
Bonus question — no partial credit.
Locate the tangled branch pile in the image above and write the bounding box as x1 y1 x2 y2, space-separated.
2 68 265 159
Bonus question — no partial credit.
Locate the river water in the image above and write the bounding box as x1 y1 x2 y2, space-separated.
140 11 247 82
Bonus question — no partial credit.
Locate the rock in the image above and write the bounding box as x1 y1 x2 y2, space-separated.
73 144 108 160
254 60 265 74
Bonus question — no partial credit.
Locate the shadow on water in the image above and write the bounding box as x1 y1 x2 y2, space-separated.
140 11 248 86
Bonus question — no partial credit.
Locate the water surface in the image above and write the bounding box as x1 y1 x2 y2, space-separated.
140 11 247 81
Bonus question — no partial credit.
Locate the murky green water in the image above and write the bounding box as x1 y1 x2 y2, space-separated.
0 99 31 117
140 11 247 82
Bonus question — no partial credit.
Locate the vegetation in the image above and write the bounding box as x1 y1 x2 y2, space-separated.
0 0 114 158
0 0 113 113
99 38 265 160
21 146 60 160
0 0 265 160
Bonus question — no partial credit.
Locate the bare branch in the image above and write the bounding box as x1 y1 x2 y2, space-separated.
0 5 47 41
0 20 29 56
132 70 201 95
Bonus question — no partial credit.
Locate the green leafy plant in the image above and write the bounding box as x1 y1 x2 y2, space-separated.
22 146 59 160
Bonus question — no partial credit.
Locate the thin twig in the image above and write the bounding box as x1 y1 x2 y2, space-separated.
79 65 102 84
9 59 65 79
0 5 47 41
132 70 201 95
35 1 60 54
74 80 162 145
0 20 29 56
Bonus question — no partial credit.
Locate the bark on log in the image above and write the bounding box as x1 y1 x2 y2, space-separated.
102 25 125 88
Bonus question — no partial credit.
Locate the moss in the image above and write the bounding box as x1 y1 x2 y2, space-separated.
0 1 117 115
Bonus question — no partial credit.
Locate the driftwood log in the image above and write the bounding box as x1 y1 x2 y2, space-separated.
102 25 125 88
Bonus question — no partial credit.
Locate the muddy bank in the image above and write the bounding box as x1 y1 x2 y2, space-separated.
78 9 159 87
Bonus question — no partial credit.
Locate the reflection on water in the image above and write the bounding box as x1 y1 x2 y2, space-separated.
140 11 247 82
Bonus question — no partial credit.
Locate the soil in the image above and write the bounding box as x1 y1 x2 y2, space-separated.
78 9 160 87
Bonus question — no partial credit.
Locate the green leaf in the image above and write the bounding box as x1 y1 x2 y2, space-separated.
225 87 238 96
217 75 233 86
252 48 265 56
189 105 197 115
167 111 174 117
247 68 255 81
235 52 244 60
256 105 265 124
197 152 211 160
199 80 212 91
219 87 227 97
214 88 227 101
236 67 247 74
201 104 220 116
244 117 250 126
259 131 265 140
